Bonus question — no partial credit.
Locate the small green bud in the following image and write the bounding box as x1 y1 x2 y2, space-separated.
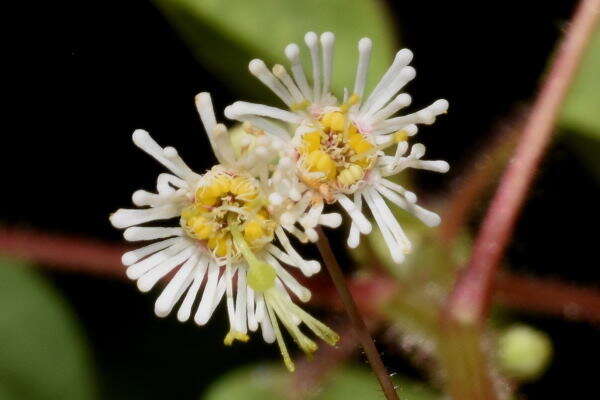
498 325 553 381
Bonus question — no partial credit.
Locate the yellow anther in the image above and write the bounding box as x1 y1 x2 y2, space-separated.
302 130 323 153
230 176 256 198
330 112 346 132
208 233 229 257
337 164 364 187
291 100 310 111
394 130 409 143
320 112 334 129
223 331 250 346
243 218 265 243
348 164 364 180
337 169 354 186
191 217 214 240
306 150 336 180
320 111 346 131
348 133 373 154
181 168 275 259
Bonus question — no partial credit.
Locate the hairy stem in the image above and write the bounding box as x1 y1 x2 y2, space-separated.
315 228 399 400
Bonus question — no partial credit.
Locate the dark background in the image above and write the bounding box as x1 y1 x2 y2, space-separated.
5 0 598 398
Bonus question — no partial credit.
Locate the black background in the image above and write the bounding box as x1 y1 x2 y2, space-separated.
5 0 599 398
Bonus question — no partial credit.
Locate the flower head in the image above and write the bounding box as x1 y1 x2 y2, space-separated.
110 92 338 370
225 32 449 263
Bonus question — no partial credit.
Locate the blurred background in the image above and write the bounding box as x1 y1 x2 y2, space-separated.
2 0 598 398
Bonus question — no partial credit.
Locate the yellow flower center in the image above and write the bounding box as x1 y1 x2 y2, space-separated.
297 95 376 198
180 168 275 259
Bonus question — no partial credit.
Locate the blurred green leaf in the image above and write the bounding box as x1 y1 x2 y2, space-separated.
203 364 440 400
561 28 600 179
153 0 397 100
0 258 96 400
562 28 600 137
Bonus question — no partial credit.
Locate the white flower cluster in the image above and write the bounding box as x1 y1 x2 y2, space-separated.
110 32 448 371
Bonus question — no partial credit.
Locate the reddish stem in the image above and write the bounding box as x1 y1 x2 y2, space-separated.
3 227 600 325
0 227 126 278
445 0 600 324
316 228 400 400
495 272 600 323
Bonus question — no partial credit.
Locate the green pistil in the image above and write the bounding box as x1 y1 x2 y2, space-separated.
229 220 276 293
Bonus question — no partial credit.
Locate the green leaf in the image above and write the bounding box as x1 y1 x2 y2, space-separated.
561 28 600 137
153 0 397 100
203 364 440 400
561 28 600 179
0 258 97 400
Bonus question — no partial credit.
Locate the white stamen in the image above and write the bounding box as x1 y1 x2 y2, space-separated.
247 286 257 332
363 66 415 117
304 32 321 102
285 43 313 100
273 64 305 103
347 192 363 248
264 253 311 302
154 254 202 317
320 32 335 98
225 101 302 124
249 59 294 106
369 93 412 124
110 205 180 229
137 246 195 292
378 99 449 132
318 213 342 228
121 237 181 266
379 178 417 203
176 259 210 322
123 226 183 242
193 262 220 325
361 49 413 113
234 266 248 333
353 37 372 99
363 189 405 263
131 130 190 180
337 194 372 234
126 240 189 280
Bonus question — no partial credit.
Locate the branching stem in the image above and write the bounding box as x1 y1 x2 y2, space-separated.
445 0 600 324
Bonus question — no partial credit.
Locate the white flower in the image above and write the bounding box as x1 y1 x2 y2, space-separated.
110 92 338 370
225 32 449 263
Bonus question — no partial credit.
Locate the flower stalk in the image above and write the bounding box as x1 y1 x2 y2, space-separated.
315 227 399 400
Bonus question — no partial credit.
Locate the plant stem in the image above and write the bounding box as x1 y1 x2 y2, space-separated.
4 227 600 325
438 3 599 398
495 272 600 323
315 227 399 400
0 227 126 278
445 0 600 324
